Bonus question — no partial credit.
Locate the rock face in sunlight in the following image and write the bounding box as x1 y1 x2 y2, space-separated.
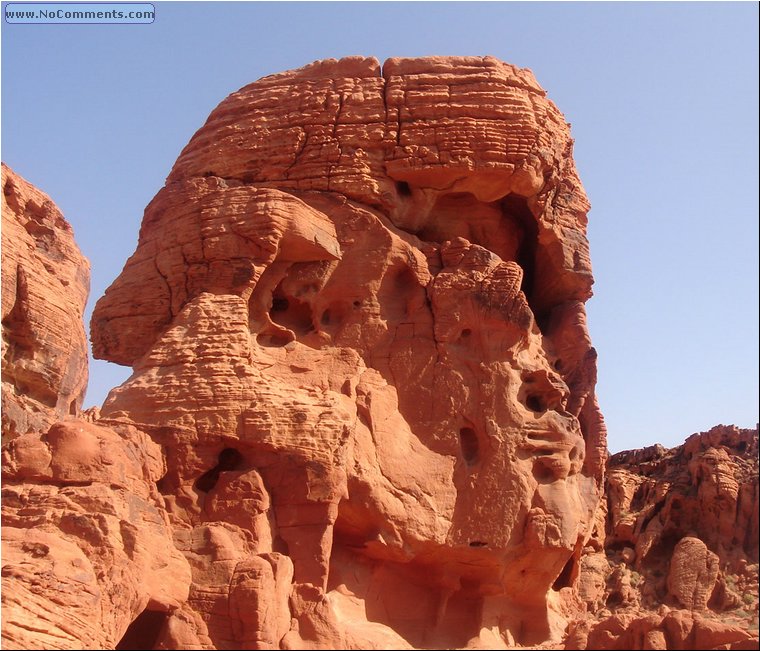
6 56 755 651
568 425 759 650
88 55 606 649
1 164 90 440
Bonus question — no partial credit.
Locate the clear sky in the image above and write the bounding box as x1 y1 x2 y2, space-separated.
2 2 758 452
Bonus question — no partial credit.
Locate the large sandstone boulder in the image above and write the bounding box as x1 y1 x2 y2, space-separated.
88 55 607 649
667 537 719 611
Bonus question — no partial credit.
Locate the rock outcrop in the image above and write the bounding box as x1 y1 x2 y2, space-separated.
2 420 191 649
568 425 759 650
1 164 90 439
87 55 606 649
1 165 190 650
3 56 756 651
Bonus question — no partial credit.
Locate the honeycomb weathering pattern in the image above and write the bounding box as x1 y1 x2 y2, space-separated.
88 54 607 649
86 55 609 648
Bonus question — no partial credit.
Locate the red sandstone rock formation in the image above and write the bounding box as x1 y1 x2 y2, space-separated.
1 164 90 438
568 425 759 650
87 55 606 648
1 165 190 649
4 56 755 651
2 419 191 649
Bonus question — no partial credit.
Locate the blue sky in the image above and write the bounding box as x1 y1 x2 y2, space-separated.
2 2 758 452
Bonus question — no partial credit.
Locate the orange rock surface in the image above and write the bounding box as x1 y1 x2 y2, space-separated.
2 57 756 651
1 165 190 649
87 55 605 649
2 419 192 649
1 164 90 438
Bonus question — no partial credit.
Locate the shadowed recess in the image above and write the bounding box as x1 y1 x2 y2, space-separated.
194 447 244 493
115 609 168 650
459 427 480 466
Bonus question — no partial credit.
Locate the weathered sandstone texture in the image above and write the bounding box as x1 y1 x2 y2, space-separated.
568 425 759 650
1 164 90 439
1 165 190 650
88 55 607 648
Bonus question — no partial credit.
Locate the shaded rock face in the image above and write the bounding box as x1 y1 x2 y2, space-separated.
86 56 606 648
1 167 190 649
1 164 90 439
569 425 759 650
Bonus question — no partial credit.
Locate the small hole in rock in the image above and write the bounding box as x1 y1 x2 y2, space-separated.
532 459 555 483
552 556 575 590
321 310 331 326
526 395 545 413
156 474 172 496
269 282 313 335
459 427 480 466
554 359 563 372
217 448 243 470
396 181 412 197
606 591 623 608
469 541 488 548
461 329 472 338
271 296 289 312
257 331 294 347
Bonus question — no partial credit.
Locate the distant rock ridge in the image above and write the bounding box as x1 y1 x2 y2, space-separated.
1 57 756 651
569 424 759 650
